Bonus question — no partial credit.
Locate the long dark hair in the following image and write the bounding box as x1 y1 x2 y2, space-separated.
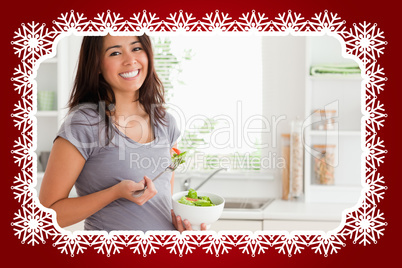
68 34 166 127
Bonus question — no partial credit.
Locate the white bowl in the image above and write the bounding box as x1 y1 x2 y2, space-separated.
172 191 225 230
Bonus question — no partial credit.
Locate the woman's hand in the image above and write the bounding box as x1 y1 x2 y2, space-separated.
113 176 157 205
171 209 207 232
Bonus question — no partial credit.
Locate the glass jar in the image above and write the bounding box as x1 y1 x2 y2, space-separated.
313 144 336 185
290 118 303 198
281 133 290 200
311 109 337 130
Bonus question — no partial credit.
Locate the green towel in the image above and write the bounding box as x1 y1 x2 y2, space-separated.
310 64 361 76
37 91 56 111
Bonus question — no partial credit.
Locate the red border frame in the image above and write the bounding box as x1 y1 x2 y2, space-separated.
2 0 399 266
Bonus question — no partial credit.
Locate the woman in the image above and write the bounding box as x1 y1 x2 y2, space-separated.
39 34 206 232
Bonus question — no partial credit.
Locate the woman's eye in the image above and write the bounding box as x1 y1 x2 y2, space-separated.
110 51 120 56
133 47 142 52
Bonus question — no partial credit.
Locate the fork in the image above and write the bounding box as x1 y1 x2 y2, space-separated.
132 159 181 197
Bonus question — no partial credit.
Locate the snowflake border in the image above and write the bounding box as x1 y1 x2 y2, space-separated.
10 9 387 257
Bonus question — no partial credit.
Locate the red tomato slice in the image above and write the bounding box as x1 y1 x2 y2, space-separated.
172 148 181 155
185 197 199 202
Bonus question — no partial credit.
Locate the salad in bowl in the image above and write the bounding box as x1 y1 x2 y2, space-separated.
172 188 225 230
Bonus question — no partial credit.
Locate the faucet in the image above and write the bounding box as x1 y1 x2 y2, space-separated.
182 167 228 191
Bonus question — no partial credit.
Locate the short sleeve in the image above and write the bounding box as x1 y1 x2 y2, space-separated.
166 112 181 148
55 106 100 160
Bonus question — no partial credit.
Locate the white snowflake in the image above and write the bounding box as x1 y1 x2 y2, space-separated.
271 10 307 32
52 233 92 256
163 232 199 256
11 62 34 97
162 10 198 32
365 172 386 205
127 10 162 32
308 234 346 256
307 10 346 33
11 170 34 205
90 232 127 256
269 233 308 256
340 199 387 245
198 232 234 256
341 22 386 69
236 10 270 32
127 232 164 256
52 10 89 33
88 10 126 33
12 204 56 245
235 233 271 256
12 100 32 133
12 134 33 171
366 63 387 97
365 135 386 171
12 21 54 64
366 98 386 134
199 10 235 32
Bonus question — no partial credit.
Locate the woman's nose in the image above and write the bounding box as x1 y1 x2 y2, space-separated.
123 53 137 65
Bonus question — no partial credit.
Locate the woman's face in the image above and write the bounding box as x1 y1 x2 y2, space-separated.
100 35 148 96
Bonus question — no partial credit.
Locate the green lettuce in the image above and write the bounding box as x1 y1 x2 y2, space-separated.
177 188 216 207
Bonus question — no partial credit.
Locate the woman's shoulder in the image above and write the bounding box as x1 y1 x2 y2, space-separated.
158 110 179 129
66 103 101 125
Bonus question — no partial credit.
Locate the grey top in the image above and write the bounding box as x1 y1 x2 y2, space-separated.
56 103 180 232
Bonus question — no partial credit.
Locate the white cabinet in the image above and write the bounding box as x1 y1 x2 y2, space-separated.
303 35 363 203
35 35 82 196
211 219 263 232
211 219 339 232
263 219 339 232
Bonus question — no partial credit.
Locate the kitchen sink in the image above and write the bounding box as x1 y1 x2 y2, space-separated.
223 198 274 210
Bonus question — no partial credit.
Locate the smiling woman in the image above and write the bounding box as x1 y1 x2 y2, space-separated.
38 34 207 232
101 36 149 95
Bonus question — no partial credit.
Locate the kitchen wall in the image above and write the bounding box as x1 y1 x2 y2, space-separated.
261 35 306 198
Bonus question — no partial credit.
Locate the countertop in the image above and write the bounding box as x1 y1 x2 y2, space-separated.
221 198 359 222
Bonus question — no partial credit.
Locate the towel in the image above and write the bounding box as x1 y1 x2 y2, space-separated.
310 63 361 76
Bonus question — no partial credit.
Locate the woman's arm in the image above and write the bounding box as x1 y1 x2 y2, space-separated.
39 137 156 228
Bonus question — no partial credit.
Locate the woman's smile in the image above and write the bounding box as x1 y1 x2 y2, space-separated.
119 69 140 79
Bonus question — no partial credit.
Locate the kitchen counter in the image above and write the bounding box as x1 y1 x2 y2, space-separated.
64 199 359 232
221 198 358 222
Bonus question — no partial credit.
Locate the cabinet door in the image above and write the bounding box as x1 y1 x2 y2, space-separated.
210 220 263 232
263 220 340 232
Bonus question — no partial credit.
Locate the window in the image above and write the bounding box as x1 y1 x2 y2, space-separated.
153 35 264 173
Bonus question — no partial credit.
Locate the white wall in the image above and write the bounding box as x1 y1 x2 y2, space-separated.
260 35 306 198
261 35 306 140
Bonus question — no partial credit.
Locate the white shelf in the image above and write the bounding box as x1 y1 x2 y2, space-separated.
308 75 363 81
307 130 361 136
305 184 362 204
42 58 58 64
36 111 58 117
303 35 363 203
309 183 362 191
